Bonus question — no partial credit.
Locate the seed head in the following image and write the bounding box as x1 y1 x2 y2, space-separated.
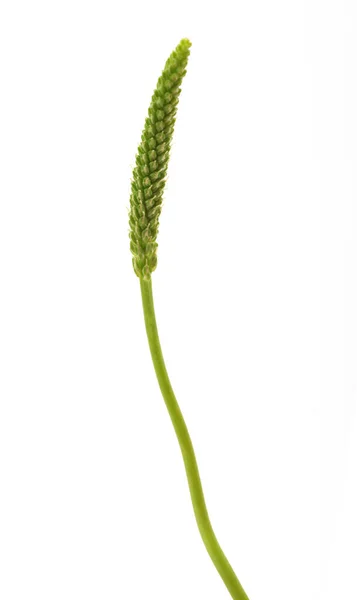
129 39 191 279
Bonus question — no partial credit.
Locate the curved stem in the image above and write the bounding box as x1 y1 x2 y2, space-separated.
140 277 249 600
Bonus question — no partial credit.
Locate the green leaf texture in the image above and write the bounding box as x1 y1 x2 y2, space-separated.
129 38 191 279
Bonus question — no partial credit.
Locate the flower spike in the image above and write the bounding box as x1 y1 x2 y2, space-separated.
129 38 191 280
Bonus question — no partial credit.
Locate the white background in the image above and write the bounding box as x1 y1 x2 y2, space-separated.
0 1 356 599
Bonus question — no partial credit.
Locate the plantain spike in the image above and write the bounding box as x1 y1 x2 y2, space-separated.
129 38 191 280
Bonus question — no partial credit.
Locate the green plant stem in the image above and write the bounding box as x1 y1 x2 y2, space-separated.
140 277 249 600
